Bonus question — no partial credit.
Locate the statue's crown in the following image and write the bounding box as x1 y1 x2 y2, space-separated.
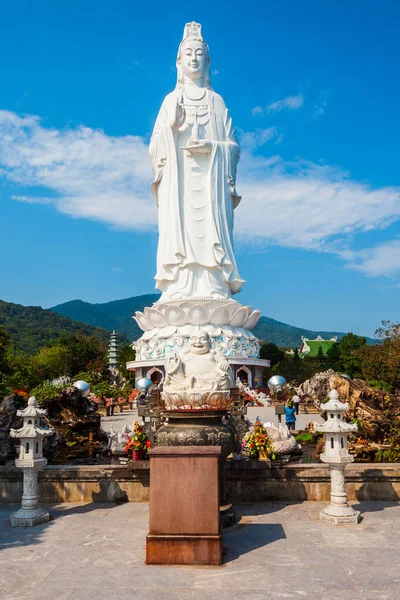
182 21 204 43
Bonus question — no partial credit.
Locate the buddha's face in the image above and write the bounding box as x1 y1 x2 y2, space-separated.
189 331 210 355
180 39 207 81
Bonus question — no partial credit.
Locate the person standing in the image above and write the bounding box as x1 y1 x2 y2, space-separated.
284 400 297 431
292 393 300 415
110 397 115 417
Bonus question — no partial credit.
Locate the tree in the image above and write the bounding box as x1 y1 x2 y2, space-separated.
3 350 30 391
117 344 136 379
317 345 327 368
326 332 367 378
30 345 71 384
57 334 106 376
0 326 11 372
92 381 118 403
0 327 12 398
271 350 315 384
372 321 400 389
259 343 284 368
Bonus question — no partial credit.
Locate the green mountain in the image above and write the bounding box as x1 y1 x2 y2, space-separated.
51 294 159 341
50 294 375 347
254 316 347 347
0 299 127 354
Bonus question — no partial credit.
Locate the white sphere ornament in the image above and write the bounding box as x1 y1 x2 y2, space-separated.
135 377 153 392
73 381 91 397
340 374 351 381
268 375 287 392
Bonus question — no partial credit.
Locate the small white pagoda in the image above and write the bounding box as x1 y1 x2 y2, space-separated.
9 396 54 527
317 388 360 525
108 330 118 369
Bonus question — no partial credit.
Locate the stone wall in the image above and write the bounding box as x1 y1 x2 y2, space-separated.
1 462 399 504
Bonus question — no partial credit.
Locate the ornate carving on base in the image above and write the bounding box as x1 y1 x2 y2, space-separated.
10 506 50 527
135 326 260 361
155 411 236 459
133 299 261 362
320 508 360 525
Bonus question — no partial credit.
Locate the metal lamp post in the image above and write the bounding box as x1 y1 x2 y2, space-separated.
317 388 360 525
9 396 54 527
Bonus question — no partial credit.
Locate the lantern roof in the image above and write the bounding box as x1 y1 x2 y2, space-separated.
16 396 48 418
317 389 358 434
10 397 53 439
10 424 53 439
322 389 349 412
317 419 358 434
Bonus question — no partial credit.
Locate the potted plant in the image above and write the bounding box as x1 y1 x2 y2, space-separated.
124 421 151 460
242 419 275 461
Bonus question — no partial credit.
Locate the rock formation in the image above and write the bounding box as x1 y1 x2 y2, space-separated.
298 370 398 443
0 387 106 465
0 395 21 464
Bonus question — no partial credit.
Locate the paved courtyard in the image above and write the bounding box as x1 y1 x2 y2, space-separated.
1 501 399 599
100 406 323 434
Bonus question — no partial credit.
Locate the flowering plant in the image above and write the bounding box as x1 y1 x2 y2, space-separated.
242 419 275 459
124 421 151 457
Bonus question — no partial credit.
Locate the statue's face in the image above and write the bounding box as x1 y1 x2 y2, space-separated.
180 39 207 81
189 332 210 355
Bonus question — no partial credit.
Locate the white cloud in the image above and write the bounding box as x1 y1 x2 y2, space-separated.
311 90 330 121
344 240 400 276
236 161 400 254
240 126 280 150
1 109 400 278
0 110 156 230
312 102 328 120
267 94 304 113
252 94 304 116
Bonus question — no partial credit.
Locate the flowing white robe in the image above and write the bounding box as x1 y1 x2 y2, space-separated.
150 88 244 300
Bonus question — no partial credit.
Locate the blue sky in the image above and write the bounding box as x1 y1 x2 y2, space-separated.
1 0 400 337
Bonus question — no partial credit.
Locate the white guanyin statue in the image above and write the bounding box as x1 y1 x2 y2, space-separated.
150 21 244 302
131 23 268 385
162 330 234 409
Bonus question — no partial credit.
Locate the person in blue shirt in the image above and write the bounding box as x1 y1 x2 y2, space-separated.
284 399 297 431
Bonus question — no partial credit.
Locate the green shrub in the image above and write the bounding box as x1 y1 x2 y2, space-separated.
30 381 63 403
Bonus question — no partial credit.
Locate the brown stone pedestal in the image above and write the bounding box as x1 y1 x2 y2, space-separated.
146 446 222 565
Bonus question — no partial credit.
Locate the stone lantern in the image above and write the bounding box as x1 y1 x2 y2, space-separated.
317 388 360 525
9 396 54 527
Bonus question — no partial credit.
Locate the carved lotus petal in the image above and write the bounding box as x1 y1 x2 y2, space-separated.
229 306 251 327
209 303 237 326
203 324 222 337
187 304 210 326
134 312 153 332
243 309 261 330
222 327 242 338
144 307 169 329
154 326 177 338
141 329 159 340
164 305 187 326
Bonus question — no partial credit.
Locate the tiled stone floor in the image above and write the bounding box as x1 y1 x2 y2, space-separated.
1 501 399 599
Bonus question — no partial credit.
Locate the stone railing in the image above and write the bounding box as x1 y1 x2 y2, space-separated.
1 462 399 503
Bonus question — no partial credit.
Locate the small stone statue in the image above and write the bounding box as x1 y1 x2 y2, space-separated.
162 330 233 409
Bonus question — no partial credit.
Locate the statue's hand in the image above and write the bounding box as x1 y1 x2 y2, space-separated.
215 354 229 373
184 140 213 154
170 99 185 131
165 352 181 374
